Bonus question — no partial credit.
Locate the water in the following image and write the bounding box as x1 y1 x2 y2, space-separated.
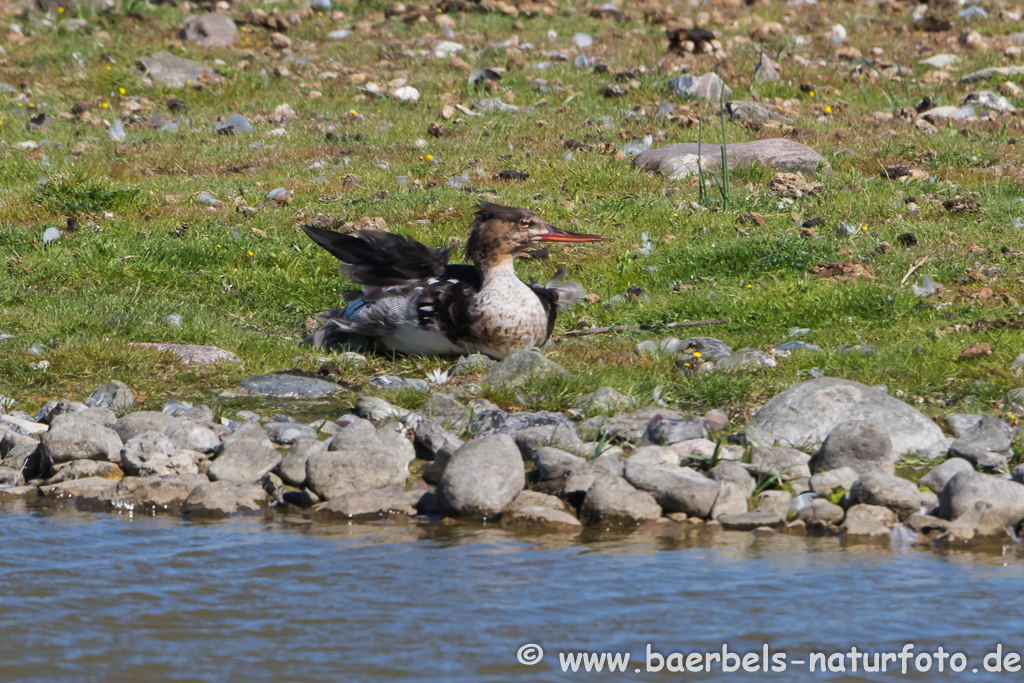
2 509 1023 682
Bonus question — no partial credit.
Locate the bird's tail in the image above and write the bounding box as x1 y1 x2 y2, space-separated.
546 268 586 310
306 298 375 350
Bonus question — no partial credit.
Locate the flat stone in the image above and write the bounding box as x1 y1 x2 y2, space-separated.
134 51 222 88
726 100 792 123
114 473 208 510
130 343 241 365
746 378 944 455
315 484 415 518
181 481 268 517
961 65 1024 84
114 411 180 442
714 347 775 373
506 505 582 530
240 374 345 398
718 511 784 530
634 138 831 179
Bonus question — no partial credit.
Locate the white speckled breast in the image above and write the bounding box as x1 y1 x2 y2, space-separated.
468 268 549 359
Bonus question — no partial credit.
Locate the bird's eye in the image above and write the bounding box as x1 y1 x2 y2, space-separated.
518 219 530 228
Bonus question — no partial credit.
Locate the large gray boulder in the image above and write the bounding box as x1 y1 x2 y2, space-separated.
315 484 415 518
848 473 923 518
634 138 830 179
436 435 525 518
305 419 411 500
947 418 1013 471
745 378 944 455
580 474 662 524
624 459 720 518
208 441 280 483
179 13 239 48
40 415 123 465
937 470 1024 528
816 420 896 475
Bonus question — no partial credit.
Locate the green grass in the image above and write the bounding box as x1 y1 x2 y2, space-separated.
1 0 1023 434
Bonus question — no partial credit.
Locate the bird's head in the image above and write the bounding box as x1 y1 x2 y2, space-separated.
466 202 604 268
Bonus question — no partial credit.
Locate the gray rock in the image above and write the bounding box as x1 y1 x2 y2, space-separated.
750 446 811 480
315 484 415 518
634 138 831 179
208 441 280 483
678 337 733 361
643 415 708 445
796 498 845 525
355 396 409 423
114 473 208 510
0 430 38 459
718 511 784 530
85 380 134 411
921 458 974 493
848 473 922 518
571 387 636 415
40 476 120 509
114 411 180 442
473 98 531 113
306 420 411 500
809 467 859 496
240 374 345 398
714 347 775 373
840 504 898 538
710 481 749 519
624 459 720 518
277 439 325 487
180 13 239 48
264 421 318 444
937 470 1024 523
668 72 732 101
917 438 955 460
775 341 820 353
816 420 896 476
436 434 525 518
945 414 983 438
181 481 268 517
482 350 569 389
220 421 271 449
167 421 220 454
581 474 663 524
746 378 944 455
409 393 471 431
46 459 123 485
708 461 755 498
532 447 585 481
450 353 495 377
948 418 1013 471
506 506 582 530
134 51 222 88
40 416 123 465
506 490 572 515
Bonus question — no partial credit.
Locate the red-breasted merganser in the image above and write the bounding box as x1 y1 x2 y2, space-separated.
302 203 604 359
